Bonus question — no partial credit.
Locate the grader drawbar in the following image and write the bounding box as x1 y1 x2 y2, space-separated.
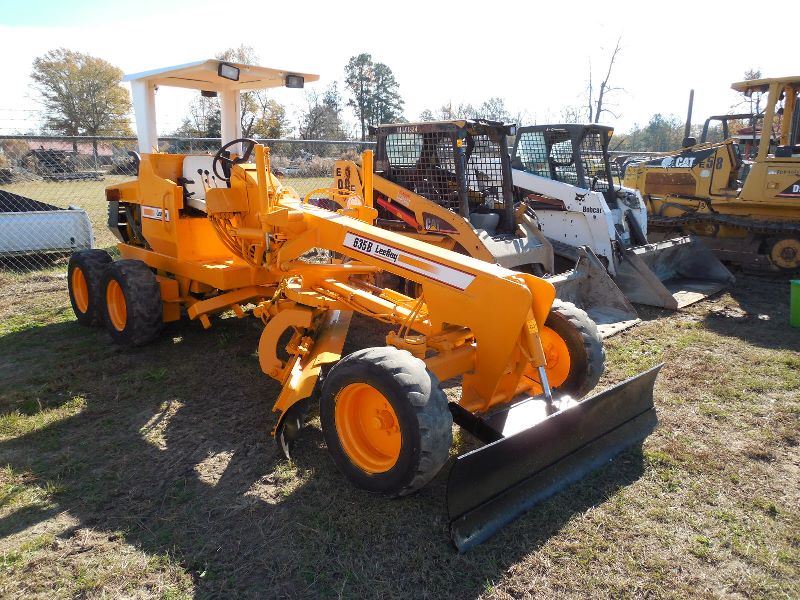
68 60 661 550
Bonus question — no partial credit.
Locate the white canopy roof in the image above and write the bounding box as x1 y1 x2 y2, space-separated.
123 59 319 92
126 59 319 152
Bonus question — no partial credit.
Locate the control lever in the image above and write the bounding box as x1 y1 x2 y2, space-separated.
197 168 209 191
177 177 195 200
204 169 219 188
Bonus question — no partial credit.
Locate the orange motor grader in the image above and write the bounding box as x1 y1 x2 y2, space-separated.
66 60 660 551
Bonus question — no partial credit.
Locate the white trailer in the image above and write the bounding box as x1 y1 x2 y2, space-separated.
0 191 93 257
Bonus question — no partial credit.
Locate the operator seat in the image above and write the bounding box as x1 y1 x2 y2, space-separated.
181 155 221 212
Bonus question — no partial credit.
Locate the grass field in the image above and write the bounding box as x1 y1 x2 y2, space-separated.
0 263 797 598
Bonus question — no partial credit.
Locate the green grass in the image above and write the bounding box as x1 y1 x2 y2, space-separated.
0 396 86 440
0 269 798 598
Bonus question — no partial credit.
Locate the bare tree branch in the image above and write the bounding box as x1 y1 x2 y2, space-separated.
593 37 622 123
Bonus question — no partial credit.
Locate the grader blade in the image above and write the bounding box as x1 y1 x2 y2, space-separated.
613 236 734 309
549 245 640 338
447 364 662 552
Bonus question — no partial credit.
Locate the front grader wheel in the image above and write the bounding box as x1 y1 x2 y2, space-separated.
68 249 113 326
100 260 164 347
320 347 453 497
532 299 605 398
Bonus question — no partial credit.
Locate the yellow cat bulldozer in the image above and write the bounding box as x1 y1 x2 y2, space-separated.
624 75 800 272
66 60 660 551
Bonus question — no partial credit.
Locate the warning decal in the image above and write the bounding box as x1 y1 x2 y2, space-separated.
142 206 170 221
776 180 800 198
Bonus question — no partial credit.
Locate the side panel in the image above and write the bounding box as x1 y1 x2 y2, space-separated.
740 159 800 211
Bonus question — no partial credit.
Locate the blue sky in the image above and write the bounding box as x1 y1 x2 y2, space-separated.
2 0 196 26
2 0 798 136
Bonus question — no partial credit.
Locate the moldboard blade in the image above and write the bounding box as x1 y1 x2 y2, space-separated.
447 364 662 552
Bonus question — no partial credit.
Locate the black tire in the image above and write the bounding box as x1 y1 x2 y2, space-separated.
67 249 113 326
320 347 453 497
544 299 605 398
767 237 800 272
100 259 163 346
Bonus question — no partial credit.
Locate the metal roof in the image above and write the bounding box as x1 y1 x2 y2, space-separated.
731 76 800 94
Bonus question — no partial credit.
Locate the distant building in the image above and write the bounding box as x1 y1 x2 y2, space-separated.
25 139 114 158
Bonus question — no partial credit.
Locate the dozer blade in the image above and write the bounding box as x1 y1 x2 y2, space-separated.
447 364 662 552
613 236 734 309
549 245 640 338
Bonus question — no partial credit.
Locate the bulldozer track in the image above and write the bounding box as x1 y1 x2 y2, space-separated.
649 212 800 237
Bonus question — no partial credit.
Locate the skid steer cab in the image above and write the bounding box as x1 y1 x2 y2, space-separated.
66 59 661 551
360 120 640 338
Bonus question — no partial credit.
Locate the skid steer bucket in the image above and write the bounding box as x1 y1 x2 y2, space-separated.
549 246 640 338
447 364 662 552
613 236 735 310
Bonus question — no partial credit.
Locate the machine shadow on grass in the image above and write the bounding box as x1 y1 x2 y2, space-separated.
626 272 800 351
699 273 800 350
0 313 648 598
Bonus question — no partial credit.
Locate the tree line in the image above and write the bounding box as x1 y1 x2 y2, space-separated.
24 45 762 153
613 69 765 152
25 45 406 144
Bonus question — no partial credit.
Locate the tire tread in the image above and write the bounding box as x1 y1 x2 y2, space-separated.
68 249 113 326
102 259 163 346
548 299 605 397
321 347 452 497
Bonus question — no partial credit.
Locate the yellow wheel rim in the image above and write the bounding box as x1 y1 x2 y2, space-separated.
771 238 800 270
71 267 89 314
335 383 401 473
524 325 572 394
106 279 127 332
540 325 571 387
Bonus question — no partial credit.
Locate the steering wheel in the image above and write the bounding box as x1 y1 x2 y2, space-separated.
212 137 259 182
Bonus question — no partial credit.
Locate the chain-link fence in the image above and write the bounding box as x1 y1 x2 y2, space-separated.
608 150 661 183
0 135 373 273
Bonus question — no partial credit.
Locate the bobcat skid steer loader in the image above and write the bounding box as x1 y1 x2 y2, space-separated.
512 124 734 309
